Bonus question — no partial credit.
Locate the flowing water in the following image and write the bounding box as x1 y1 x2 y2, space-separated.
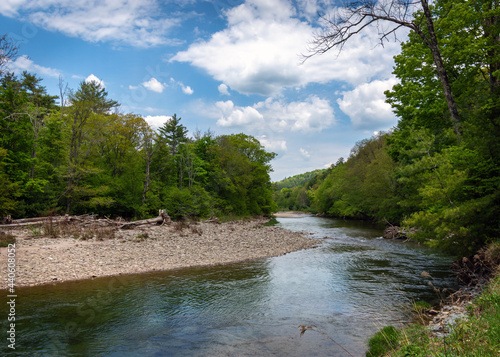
4 214 457 356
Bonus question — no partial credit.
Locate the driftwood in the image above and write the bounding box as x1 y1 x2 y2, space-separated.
382 222 418 241
117 210 171 230
0 214 78 229
0 210 171 230
205 216 219 223
452 245 500 286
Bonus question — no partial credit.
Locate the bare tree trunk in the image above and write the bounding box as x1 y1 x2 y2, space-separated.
142 157 150 205
306 0 463 140
420 0 461 140
29 107 41 180
483 4 500 125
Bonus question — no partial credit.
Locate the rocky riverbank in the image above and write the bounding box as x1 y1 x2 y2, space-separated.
425 285 480 338
0 218 317 288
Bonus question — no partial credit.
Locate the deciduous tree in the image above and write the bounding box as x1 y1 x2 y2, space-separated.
307 0 462 139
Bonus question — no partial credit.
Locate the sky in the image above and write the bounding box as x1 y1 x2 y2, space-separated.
0 0 407 182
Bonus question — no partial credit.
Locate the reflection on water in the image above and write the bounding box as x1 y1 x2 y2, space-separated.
4 215 457 356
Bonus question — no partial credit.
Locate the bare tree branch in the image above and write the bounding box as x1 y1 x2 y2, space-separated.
0 35 18 77
303 0 462 140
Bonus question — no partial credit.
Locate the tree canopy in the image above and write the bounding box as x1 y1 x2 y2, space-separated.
0 72 278 220
278 0 500 255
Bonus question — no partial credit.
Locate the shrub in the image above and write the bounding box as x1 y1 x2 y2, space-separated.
0 232 15 247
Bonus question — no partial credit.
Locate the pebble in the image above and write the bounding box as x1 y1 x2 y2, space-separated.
0 219 318 288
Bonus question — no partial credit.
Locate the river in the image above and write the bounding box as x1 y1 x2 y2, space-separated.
5 214 457 356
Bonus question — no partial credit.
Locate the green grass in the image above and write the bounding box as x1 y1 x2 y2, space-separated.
261 216 279 226
366 326 401 357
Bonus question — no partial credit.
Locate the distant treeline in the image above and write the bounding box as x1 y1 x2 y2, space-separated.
0 71 277 220
273 169 326 191
274 0 500 255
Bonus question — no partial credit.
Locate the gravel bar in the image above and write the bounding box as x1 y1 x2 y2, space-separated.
0 218 317 288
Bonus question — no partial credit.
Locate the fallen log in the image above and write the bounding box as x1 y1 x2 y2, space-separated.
0 211 171 230
118 210 171 229
0 215 75 229
205 216 219 223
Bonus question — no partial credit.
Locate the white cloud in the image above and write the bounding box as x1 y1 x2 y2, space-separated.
213 95 335 133
181 84 193 95
258 135 287 152
337 78 398 130
85 74 105 88
295 0 325 21
144 115 171 129
216 100 264 127
168 77 194 95
0 1 22 17
299 147 310 158
1 0 182 47
8 55 61 77
218 83 230 95
142 77 165 93
172 0 405 96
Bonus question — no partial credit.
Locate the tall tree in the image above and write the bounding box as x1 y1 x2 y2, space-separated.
136 118 157 206
214 134 277 215
20 72 57 179
64 80 118 213
157 114 189 188
158 114 188 157
0 148 20 218
307 0 462 139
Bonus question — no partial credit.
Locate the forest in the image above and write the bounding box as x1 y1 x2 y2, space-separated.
1 0 499 256
274 0 499 255
0 67 277 221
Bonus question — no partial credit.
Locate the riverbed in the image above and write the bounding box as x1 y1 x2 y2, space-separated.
2 214 457 356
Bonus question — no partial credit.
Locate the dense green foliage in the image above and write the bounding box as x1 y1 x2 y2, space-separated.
0 72 277 220
273 169 326 190
273 167 332 211
274 0 499 255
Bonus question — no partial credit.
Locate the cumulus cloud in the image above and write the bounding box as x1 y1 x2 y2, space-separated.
85 74 105 87
213 95 335 133
172 0 404 96
258 135 287 152
142 77 165 93
9 55 61 77
144 115 171 128
216 100 264 127
181 84 193 95
0 0 182 47
218 83 230 95
337 78 399 130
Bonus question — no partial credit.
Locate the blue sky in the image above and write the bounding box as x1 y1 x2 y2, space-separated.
0 0 406 181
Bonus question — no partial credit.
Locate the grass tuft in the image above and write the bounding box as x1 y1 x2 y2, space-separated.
366 326 400 357
0 231 15 247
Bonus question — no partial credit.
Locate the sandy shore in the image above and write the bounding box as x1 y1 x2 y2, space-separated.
0 218 317 288
273 211 311 218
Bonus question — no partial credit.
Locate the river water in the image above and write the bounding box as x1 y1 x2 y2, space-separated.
6 214 457 356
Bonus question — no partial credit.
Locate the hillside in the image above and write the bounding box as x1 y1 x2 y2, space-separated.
273 169 327 190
